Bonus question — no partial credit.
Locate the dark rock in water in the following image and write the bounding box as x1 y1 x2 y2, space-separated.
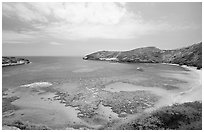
197 66 202 70
83 56 88 60
83 42 202 69
118 112 127 117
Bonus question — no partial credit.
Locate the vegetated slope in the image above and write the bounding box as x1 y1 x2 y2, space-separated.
2 57 30 66
117 101 202 130
84 42 202 69
162 43 202 68
84 51 120 60
118 47 162 63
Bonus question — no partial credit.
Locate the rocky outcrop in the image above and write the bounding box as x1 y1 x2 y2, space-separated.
2 57 30 67
83 42 202 69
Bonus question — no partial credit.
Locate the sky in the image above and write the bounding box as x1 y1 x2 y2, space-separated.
2 2 202 56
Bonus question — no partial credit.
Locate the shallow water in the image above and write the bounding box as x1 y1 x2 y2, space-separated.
104 82 153 92
2 57 201 129
2 57 187 89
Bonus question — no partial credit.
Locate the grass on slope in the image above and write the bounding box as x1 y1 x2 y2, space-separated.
118 101 202 130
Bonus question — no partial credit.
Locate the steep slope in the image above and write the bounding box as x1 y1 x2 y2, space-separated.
117 101 202 130
162 43 202 68
118 47 162 63
83 51 120 60
83 42 202 69
2 57 30 67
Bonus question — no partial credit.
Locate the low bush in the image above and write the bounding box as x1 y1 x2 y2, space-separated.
118 101 202 130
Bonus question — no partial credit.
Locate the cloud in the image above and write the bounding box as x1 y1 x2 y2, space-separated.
2 31 35 44
54 3 127 25
2 2 193 41
50 42 64 46
3 3 48 23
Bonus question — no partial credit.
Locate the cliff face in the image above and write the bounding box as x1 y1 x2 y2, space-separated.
162 43 202 68
83 42 202 69
2 57 30 67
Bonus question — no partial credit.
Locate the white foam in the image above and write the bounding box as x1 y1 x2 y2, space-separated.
20 82 52 88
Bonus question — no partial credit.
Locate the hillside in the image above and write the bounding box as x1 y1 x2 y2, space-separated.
116 101 202 130
2 57 30 67
83 42 202 69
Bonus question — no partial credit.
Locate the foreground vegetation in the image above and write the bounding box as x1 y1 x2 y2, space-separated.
117 101 202 130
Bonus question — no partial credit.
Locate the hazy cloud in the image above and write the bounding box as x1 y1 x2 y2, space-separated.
2 2 196 42
50 42 64 46
2 31 35 44
3 3 48 23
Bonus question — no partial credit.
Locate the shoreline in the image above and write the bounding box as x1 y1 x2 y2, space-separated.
2 62 31 67
163 63 202 87
153 63 202 109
